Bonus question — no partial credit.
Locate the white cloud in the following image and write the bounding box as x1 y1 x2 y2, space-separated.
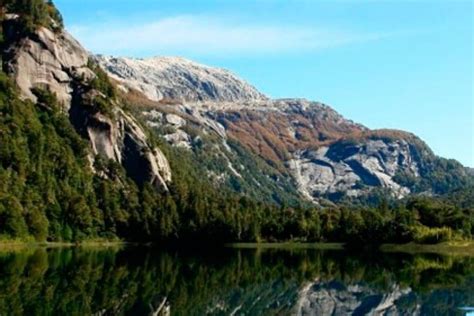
69 15 386 57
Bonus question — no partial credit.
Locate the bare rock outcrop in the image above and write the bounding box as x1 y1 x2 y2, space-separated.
3 19 171 190
4 23 94 108
288 138 420 200
94 55 267 103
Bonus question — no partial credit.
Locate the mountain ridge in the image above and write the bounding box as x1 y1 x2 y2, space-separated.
98 54 471 203
94 54 267 103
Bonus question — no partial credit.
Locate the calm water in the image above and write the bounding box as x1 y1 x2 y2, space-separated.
0 246 473 316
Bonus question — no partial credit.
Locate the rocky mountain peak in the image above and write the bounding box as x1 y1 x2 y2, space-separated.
93 54 267 103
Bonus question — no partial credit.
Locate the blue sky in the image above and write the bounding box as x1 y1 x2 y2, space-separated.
55 0 473 167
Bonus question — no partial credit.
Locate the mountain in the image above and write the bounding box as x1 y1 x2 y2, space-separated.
94 55 267 103
0 0 472 244
96 55 473 204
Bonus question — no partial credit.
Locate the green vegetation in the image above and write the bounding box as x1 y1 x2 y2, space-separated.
0 68 472 245
87 58 116 99
381 241 474 256
139 109 304 207
394 157 474 196
1 0 63 34
0 72 106 241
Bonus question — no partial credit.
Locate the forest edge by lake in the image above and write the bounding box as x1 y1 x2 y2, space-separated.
1 240 473 256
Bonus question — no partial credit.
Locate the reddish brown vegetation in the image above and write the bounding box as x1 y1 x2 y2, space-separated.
218 108 429 169
218 109 364 168
120 85 427 169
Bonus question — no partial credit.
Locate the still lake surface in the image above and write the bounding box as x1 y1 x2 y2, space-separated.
0 246 472 316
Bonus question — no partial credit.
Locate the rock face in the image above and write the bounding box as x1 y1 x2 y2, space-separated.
288 138 420 200
93 55 267 102
135 94 426 202
71 105 171 189
5 24 94 108
3 18 171 190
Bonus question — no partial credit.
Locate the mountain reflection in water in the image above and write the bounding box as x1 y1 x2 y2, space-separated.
0 246 472 315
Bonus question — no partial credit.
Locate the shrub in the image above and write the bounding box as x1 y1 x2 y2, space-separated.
410 225 455 244
3 0 64 34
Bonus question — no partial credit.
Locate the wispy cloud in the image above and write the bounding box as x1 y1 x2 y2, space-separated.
69 15 387 57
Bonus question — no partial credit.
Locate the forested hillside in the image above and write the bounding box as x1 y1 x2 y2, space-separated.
0 0 472 245
1 66 472 244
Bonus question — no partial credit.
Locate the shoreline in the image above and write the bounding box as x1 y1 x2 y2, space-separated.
228 241 474 256
226 242 345 250
1 240 473 256
0 240 130 252
379 241 474 256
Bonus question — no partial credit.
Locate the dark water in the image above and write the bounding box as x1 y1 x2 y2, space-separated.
0 246 473 316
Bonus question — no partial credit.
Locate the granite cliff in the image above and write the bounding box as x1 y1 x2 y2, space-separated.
2 14 171 190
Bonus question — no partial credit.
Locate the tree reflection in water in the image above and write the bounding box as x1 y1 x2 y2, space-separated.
0 246 472 315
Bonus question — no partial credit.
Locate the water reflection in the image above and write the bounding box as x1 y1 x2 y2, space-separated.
0 246 472 315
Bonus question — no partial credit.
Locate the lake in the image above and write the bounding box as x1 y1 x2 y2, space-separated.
0 245 472 315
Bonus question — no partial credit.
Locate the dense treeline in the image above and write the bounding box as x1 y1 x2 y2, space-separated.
0 0 63 34
0 72 104 241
